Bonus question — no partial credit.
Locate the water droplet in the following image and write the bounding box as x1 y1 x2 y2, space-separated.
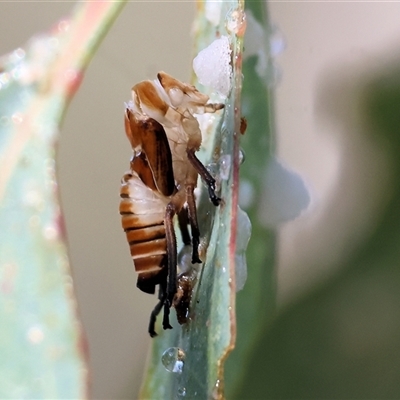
238 148 245 165
225 7 247 36
24 189 43 210
178 245 193 274
0 72 11 89
11 66 23 80
161 347 186 374
11 112 23 124
43 224 58 241
198 238 207 259
13 48 26 60
27 325 44 344
219 154 231 181
206 162 218 177
8 47 25 65
193 186 201 200
235 206 251 291
58 19 70 33
212 379 222 399
177 387 186 398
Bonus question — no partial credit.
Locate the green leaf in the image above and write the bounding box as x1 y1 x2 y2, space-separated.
0 2 125 398
139 1 247 399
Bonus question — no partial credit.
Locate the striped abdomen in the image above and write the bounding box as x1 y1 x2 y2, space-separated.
120 171 170 294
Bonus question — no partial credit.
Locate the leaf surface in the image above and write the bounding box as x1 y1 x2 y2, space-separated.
0 2 125 398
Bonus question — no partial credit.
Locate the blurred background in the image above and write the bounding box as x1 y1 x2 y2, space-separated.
2 1 400 398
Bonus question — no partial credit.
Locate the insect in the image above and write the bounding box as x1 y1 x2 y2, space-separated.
120 72 224 337
240 116 247 135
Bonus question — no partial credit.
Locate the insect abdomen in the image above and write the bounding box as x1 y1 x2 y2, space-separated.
120 172 169 294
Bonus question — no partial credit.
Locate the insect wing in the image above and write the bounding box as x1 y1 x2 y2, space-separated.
125 108 175 197
130 154 157 192
140 118 175 197
124 108 141 150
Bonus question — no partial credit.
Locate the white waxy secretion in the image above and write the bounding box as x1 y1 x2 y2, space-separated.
193 36 232 97
258 157 311 227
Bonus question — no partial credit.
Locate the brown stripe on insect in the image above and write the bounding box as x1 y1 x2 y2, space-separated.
130 238 167 259
125 225 165 244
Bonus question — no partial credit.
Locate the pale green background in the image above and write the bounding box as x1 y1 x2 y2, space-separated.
1 1 400 398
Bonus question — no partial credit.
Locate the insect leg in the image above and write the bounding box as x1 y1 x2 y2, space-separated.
186 148 221 206
148 275 168 337
162 301 172 331
177 207 191 246
165 202 178 305
163 194 185 330
185 185 202 264
192 103 224 115
148 296 164 337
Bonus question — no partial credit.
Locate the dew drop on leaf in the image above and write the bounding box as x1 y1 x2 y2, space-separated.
235 206 251 291
12 48 26 61
58 20 70 33
177 386 186 398
11 112 24 124
238 148 245 165
161 347 186 374
219 154 231 181
225 7 247 37
178 245 193 274
27 325 44 344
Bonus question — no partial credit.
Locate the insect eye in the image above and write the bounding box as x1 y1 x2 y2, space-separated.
168 88 184 107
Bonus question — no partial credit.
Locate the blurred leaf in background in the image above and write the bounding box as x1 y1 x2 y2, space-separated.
235 39 400 400
226 0 278 396
0 2 125 398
